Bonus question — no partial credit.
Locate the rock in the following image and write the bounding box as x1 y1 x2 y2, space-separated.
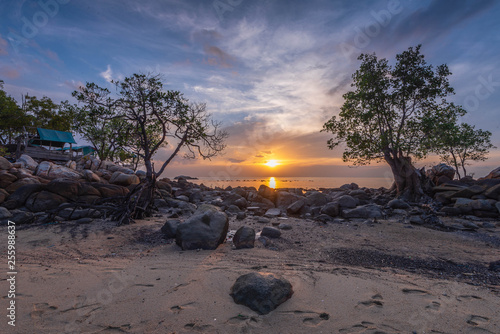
46 179 81 201
257 217 270 224
483 167 500 179
0 189 8 204
278 223 292 230
92 184 129 198
83 169 101 182
261 226 281 238
233 226 255 249
258 185 276 203
439 207 461 216
496 202 500 214
17 154 38 170
0 170 17 188
320 202 340 217
0 207 12 219
230 272 293 315
349 189 371 200
388 199 411 210
276 191 301 209
453 185 486 199
431 163 456 180
156 181 172 194
9 209 35 224
226 204 241 214
58 208 101 220
287 199 305 214
3 183 45 209
66 160 77 170
264 208 281 218
337 195 358 208
35 161 82 180
454 198 474 214
25 190 67 212
12 168 34 180
109 171 140 186
457 220 479 230
471 199 495 212
305 191 328 207
175 209 229 250
76 217 93 224
484 184 500 200
315 214 333 223
223 194 247 209
488 260 500 272
6 177 41 193
343 204 384 219
0 157 13 170
176 195 190 202
236 212 246 220
409 216 424 225
340 183 359 190
161 220 181 239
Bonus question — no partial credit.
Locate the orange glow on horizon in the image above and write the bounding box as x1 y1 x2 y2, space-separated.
265 160 280 167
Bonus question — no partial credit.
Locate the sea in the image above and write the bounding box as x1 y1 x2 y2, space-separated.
188 176 394 190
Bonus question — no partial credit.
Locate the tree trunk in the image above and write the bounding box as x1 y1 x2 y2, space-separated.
385 155 423 201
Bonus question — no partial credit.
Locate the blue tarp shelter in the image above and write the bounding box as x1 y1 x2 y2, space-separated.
29 128 77 148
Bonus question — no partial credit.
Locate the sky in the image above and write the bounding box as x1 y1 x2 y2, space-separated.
1 0 499 179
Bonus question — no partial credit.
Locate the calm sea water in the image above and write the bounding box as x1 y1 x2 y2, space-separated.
189 176 393 190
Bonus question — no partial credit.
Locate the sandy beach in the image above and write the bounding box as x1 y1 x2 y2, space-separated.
2 210 499 334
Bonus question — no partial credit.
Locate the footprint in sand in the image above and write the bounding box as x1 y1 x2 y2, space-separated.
425 301 441 311
302 312 330 326
339 321 379 333
184 323 214 332
402 288 431 295
467 315 490 326
357 294 384 309
457 295 482 301
227 314 260 325
30 303 58 318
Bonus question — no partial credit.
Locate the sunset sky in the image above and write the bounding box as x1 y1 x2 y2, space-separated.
1 0 499 178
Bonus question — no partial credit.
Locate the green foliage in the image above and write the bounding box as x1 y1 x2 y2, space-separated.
436 123 495 179
73 73 227 178
322 45 469 196
23 95 75 132
0 80 29 145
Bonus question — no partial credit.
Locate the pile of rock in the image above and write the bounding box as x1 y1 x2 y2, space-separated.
0 154 148 224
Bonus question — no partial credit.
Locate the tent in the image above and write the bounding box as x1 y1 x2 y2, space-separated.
28 128 77 149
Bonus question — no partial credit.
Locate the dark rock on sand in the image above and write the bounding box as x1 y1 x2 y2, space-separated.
343 204 384 219
161 220 181 239
233 226 255 249
230 272 293 315
489 260 500 272
320 202 340 217
175 205 229 250
261 226 281 238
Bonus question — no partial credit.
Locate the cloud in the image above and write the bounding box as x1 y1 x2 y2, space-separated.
0 34 8 55
204 45 234 68
100 65 113 82
63 80 85 91
227 158 245 163
0 66 20 79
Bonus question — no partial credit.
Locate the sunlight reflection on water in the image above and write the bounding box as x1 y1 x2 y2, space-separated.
269 177 276 189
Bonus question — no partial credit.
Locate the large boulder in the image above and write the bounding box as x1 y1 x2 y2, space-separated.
83 169 101 183
0 156 13 170
6 177 41 193
2 183 45 209
337 195 358 208
343 204 384 218
175 206 229 250
305 191 328 207
161 220 181 239
0 170 17 188
287 199 305 214
109 171 140 187
35 161 82 180
432 163 456 180
46 179 81 201
233 226 256 249
25 191 67 212
17 154 38 170
321 202 340 217
276 191 302 209
258 185 276 203
230 272 293 315
454 198 474 214
483 167 500 180
92 184 129 198
484 184 500 200
388 199 411 210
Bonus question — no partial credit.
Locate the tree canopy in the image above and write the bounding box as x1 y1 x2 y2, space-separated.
322 45 485 199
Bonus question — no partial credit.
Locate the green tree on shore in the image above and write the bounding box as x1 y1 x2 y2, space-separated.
0 80 29 145
436 123 495 179
322 45 481 200
73 73 227 224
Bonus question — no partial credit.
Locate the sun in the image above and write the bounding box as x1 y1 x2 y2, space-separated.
265 160 280 167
